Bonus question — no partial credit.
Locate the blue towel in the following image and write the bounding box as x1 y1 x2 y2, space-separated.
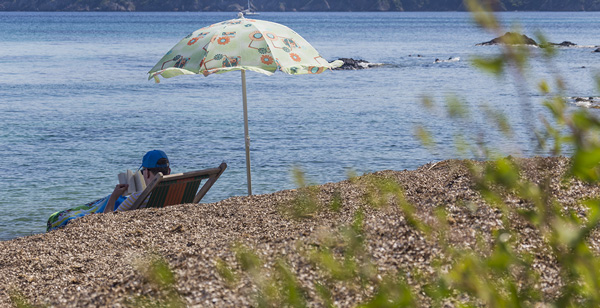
47 195 126 232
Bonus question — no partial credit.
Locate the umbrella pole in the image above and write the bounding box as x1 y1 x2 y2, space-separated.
241 69 252 196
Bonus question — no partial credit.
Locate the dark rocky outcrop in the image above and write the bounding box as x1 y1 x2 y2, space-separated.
334 58 371 70
332 58 383 70
476 32 538 46
476 34 593 49
569 96 600 109
551 41 577 47
538 41 583 48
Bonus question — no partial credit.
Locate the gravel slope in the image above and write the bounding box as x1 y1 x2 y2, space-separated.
1 156 598 307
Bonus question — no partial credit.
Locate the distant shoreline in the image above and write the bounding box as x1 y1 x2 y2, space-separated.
2 0 600 13
2 9 600 12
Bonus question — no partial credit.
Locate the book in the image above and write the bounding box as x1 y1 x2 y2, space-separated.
117 169 147 195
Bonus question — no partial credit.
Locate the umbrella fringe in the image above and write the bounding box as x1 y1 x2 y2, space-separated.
149 68 197 82
279 60 344 75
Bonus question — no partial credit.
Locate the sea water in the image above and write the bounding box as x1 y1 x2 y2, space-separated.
0 11 599 240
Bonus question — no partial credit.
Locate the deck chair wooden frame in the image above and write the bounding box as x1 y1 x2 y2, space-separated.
129 162 227 210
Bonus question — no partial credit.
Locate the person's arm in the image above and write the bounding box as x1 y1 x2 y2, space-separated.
104 184 128 213
115 191 142 212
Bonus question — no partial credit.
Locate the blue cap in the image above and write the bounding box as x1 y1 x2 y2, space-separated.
141 150 169 169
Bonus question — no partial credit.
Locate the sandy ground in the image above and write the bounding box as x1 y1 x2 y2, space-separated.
1 156 599 307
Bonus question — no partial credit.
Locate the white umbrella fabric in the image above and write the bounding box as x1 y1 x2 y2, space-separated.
149 14 342 195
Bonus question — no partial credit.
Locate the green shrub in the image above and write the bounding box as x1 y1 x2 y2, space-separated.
217 1 600 307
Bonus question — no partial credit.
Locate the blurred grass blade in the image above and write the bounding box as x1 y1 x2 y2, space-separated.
472 56 504 76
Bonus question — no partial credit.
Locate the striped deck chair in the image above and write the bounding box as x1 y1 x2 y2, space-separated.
129 162 227 210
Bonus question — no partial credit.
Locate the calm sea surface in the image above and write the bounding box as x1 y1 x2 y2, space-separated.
1 11 599 240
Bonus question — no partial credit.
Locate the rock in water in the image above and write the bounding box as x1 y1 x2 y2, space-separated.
476 32 538 46
551 41 577 47
333 58 373 70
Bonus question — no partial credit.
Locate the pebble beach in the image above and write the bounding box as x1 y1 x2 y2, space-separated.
1 156 599 307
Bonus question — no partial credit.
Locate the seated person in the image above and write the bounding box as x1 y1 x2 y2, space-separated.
105 150 171 212
47 150 171 231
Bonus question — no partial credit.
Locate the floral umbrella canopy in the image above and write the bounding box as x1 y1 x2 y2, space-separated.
149 14 342 195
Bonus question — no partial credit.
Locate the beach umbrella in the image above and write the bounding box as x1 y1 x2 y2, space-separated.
148 14 342 196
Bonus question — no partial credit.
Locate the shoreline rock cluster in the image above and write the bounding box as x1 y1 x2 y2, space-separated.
1 156 599 306
476 32 598 49
476 32 539 46
332 58 383 70
569 96 600 108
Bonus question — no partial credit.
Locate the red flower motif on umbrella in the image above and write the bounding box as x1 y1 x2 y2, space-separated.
261 55 274 65
217 36 231 45
188 37 199 45
290 53 301 62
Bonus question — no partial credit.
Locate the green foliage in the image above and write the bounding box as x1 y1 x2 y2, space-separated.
281 167 322 219
216 257 238 286
329 189 343 212
128 296 185 308
216 2 600 307
129 255 185 308
416 1 600 306
465 0 499 29
572 146 600 182
446 95 470 119
536 32 558 58
314 282 335 308
9 291 36 308
269 260 308 308
217 208 418 307
356 275 416 308
360 174 401 208
482 104 513 137
472 56 505 76
146 258 177 289
308 210 375 282
282 167 345 218
234 243 263 274
220 243 310 308
308 210 418 307
414 125 436 150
